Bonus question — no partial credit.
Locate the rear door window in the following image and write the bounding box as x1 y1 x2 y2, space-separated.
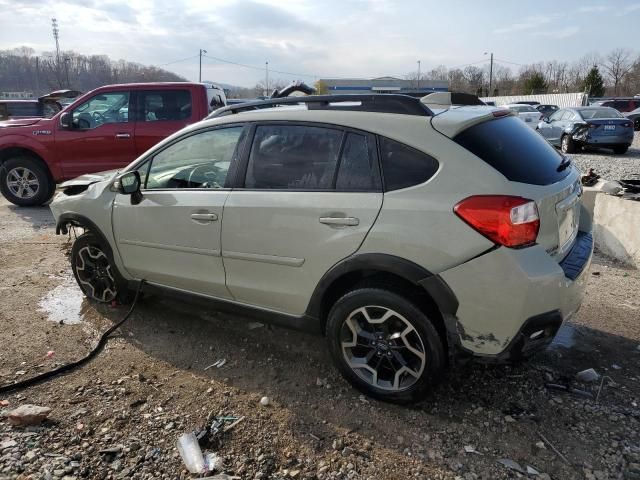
453 116 569 186
139 90 192 122
379 137 439 191
335 133 381 191
245 125 343 189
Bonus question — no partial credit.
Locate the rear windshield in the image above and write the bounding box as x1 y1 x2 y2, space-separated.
578 108 622 119
453 116 569 186
510 105 537 113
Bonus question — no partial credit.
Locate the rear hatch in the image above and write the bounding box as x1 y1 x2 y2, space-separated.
436 111 581 262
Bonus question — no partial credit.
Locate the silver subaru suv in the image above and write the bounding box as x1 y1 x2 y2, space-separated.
50 93 593 403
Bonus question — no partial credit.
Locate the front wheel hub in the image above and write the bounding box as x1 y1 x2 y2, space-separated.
74 245 117 302
340 306 426 391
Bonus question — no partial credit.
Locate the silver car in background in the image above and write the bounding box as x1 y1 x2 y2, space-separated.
537 106 635 154
503 104 542 130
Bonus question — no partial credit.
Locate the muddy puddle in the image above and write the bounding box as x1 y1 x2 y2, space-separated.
38 274 87 324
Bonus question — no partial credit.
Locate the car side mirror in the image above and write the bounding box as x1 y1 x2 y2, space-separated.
115 171 143 204
59 111 72 128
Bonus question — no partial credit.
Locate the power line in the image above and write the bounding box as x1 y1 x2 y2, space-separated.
494 58 525 67
156 54 199 67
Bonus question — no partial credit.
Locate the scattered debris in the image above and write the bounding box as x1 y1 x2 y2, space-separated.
4 404 51 426
596 375 615 403
537 432 571 465
204 359 227 371
14 370 26 376
200 475 241 480
247 322 264 330
260 396 270 407
601 180 623 195
527 465 541 475
464 445 483 455
177 432 206 474
504 415 516 423
581 168 600 187
545 383 594 399
0 439 17 450
535 441 546 450
0 400 9 407
576 368 599 383
498 458 524 473
45 350 55 359
204 452 223 472
611 363 622 370
592 271 600 276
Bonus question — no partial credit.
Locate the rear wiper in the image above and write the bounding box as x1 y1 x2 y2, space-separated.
557 156 572 172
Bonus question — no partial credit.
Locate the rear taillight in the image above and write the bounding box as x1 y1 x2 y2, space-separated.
623 122 632 128
588 123 597 128
492 110 511 118
454 195 540 248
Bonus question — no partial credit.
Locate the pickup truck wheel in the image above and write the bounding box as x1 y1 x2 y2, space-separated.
560 134 576 154
0 157 54 206
71 232 131 304
326 288 445 404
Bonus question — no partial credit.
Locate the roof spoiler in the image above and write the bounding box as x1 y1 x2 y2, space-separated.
420 92 485 109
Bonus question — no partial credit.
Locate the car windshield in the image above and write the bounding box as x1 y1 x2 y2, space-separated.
511 105 537 112
578 108 623 119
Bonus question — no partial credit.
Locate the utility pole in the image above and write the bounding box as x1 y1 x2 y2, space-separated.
265 61 269 97
484 51 494 96
35 57 40 94
199 49 207 83
417 60 421 89
64 57 70 88
52 18 61 87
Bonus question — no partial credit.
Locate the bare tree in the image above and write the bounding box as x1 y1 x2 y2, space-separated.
602 48 634 95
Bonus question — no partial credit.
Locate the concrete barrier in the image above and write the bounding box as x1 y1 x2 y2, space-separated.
592 194 640 268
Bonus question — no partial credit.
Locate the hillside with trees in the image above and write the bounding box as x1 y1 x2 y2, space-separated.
0 46 185 96
407 49 640 97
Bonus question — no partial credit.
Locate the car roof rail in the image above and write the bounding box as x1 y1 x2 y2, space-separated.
207 94 434 119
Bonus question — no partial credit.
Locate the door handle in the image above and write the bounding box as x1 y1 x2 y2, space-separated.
190 213 218 222
319 216 359 226
115 133 131 139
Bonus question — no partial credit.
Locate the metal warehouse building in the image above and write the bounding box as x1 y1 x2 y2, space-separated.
319 77 449 96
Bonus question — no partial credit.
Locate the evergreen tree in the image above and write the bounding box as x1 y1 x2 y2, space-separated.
523 73 548 94
581 66 605 97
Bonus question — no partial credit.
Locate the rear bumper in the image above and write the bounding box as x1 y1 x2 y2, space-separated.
440 230 593 360
582 134 633 147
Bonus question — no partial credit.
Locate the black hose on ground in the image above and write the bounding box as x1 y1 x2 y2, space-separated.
0 280 145 395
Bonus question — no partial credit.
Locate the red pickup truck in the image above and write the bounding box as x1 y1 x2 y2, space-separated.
0 82 226 206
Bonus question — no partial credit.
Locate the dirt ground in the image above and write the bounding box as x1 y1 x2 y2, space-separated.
0 195 639 480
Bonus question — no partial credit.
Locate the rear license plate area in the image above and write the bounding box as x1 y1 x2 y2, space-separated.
604 125 616 131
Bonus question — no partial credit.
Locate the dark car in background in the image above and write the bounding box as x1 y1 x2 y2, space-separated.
536 104 559 119
537 106 634 154
624 107 640 131
0 90 81 121
596 98 640 113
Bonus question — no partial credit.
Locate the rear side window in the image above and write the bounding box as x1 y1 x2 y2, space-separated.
379 137 439 191
139 90 192 122
335 133 381 191
245 125 342 189
454 116 568 186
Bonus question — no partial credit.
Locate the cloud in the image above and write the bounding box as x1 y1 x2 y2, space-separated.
577 5 608 13
533 25 580 39
493 14 561 34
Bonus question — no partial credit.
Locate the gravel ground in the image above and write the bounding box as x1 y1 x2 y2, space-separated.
0 199 639 480
568 131 640 181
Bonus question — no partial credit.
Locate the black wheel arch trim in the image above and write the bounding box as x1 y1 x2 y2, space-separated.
305 253 459 320
56 213 114 259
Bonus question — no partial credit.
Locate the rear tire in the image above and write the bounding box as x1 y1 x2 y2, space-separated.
0 156 54 206
613 146 629 155
71 232 132 304
560 134 576 154
326 288 445 403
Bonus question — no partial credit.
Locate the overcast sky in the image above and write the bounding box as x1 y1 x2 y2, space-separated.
1 0 639 87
